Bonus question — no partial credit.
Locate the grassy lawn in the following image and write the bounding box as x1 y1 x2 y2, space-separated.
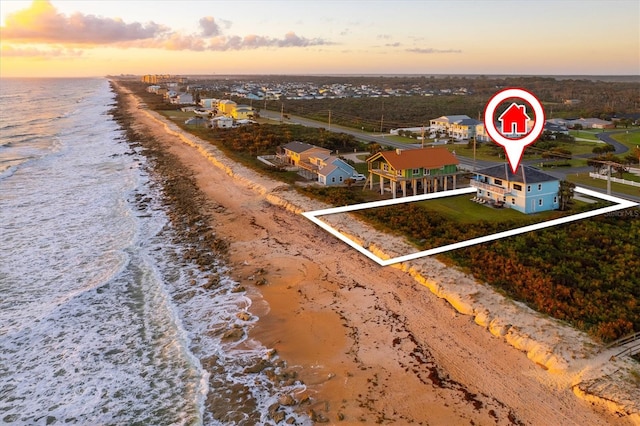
416 194 567 224
611 129 640 150
569 129 602 140
565 139 602 155
449 143 504 162
566 172 640 197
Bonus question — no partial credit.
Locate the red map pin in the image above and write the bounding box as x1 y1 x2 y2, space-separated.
484 88 545 173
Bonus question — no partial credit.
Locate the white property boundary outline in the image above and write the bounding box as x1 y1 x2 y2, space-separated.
301 187 639 266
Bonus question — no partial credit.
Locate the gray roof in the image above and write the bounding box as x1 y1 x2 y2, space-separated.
433 115 471 123
456 118 481 126
476 164 558 184
283 141 327 154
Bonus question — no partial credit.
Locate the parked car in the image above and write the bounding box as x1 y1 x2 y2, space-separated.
352 173 366 181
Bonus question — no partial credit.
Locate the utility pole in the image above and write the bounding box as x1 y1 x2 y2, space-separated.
473 136 477 172
380 101 384 134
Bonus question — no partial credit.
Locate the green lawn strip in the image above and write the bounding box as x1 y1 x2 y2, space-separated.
611 130 640 150
566 173 640 197
416 194 564 223
569 129 601 141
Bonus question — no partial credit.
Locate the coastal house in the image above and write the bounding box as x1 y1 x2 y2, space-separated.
429 115 481 140
474 123 492 142
449 117 481 140
277 141 356 185
232 105 254 120
218 100 237 115
200 98 219 109
280 141 331 167
211 116 234 129
470 164 560 214
175 93 194 105
430 115 471 134
366 147 459 198
316 157 357 186
184 116 207 126
543 121 569 135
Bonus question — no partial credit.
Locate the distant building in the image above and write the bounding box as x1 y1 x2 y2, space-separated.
563 99 581 105
232 105 254 120
471 164 560 214
141 74 178 84
429 115 480 140
211 116 234 129
218 100 237 115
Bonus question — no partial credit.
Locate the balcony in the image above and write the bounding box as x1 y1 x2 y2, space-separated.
470 179 511 195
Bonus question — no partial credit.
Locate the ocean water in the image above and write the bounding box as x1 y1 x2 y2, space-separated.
0 78 303 425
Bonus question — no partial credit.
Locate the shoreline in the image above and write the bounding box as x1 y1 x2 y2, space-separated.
111 80 639 424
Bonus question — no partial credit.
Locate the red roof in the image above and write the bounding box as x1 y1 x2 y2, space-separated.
369 147 459 170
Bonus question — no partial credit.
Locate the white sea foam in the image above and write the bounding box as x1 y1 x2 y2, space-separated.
0 78 307 425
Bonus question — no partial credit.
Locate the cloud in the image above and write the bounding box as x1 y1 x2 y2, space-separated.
199 16 221 37
407 47 462 54
0 1 332 52
195 32 331 51
0 0 167 44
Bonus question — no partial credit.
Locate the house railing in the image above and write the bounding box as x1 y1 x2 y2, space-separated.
470 180 511 195
589 173 640 187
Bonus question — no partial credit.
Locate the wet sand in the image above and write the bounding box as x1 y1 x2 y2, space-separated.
112 80 638 425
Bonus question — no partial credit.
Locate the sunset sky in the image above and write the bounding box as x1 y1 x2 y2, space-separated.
1 0 638 77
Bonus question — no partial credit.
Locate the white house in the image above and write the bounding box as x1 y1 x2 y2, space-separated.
429 115 480 140
211 116 234 129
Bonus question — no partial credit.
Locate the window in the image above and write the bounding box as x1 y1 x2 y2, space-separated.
537 184 542 191
513 184 522 191
538 199 543 206
511 198 515 205
488 192 492 197
339 176 343 182
424 169 431 176
527 185 531 192
413 168 421 176
554 196 558 204
396 169 402 177
494 179 502 186
382 163 389 172
331 177 335 183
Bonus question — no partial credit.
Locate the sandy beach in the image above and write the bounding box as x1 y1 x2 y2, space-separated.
113 80 638 425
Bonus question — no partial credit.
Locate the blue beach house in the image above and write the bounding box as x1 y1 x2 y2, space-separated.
470 165 560 214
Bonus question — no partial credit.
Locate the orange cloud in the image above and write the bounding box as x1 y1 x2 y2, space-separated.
0 1 332 53
0 0 167 44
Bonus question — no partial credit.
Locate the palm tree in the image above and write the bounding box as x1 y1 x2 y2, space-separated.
558 180 576 211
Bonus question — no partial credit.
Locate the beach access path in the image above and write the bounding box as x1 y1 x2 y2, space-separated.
114 81 638 425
